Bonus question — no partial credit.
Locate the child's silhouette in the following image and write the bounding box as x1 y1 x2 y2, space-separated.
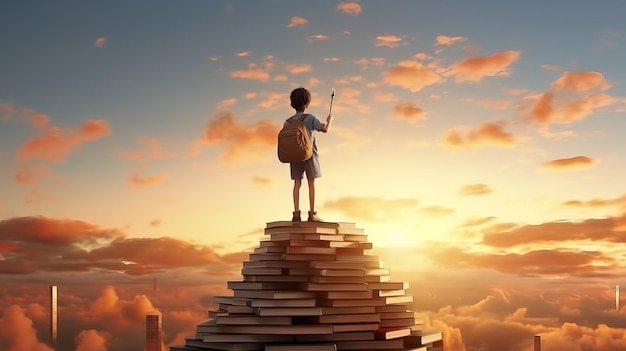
286 87 333 222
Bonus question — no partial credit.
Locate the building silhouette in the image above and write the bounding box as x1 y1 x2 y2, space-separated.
146 314 162 351
50 285 57 349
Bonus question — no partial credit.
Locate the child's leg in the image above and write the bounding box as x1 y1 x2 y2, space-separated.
307 177 315 212
293 179 302 212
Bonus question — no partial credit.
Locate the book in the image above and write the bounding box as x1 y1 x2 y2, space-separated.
334 339 404 349
243 260 309 268
320 306 376 315
385 295 414 305
380 311 415 319
219 304 253 314
247 298 317 308
375 305 410 313
316 291 372 299
404 331 443 345
317 298 385 307
185 338 265 351
254 246 287 254
264 226 338 235
310 261 365 269
304 283 369 291
376 289 407 297
288 239 333 247
342 234 368 242
248 253 283 261
227 281 300 290
200 334 293 343
287 246 336 254
212 296 247 306
296 331 375 342
365 268 391 276
329 241 373 249
332 323 380 332
241 267 282 276
365 275 391 283
336 255 380 262
336 228 365 235
208 309 228 318
334 248 370 255
244 275 309 282
297 313 380 324
284 254 337 261
309 275 366 284
234 290 316 299
197 324 334 335
367 282 409 290
265 344 337 351
379 317 416 328
320 269 366 277
215 314 291 325
254 307 323 316
265 221 355 229
374 327 412 340
270 233 345 241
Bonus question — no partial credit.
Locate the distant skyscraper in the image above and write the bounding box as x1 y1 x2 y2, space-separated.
146 314 162 351
534 335 541 351
617 285 620 311
50 285 57 349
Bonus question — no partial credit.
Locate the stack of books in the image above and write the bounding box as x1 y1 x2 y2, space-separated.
171 221 443 351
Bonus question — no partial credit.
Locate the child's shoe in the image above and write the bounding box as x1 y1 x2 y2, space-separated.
308 211 323 222
292 211 301 222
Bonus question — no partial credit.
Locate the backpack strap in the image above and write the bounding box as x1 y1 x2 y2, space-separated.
287 113 308 123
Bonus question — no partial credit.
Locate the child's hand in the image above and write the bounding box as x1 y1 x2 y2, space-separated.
326 115 334 123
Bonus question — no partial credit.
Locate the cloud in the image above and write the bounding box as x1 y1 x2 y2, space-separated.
551 71 611 92
308 34 329 42
392 102 426 123
16 120 111 162
235 51 251 57
450 51 521 82
0 216 245 276
375 35 406 48
229 66 270 82
383 60 442 92
420 205 455 217
323 57 342 62
540 156 598 171
323 196 419 221
95 37 108 47
13 163 56 185
129 172 168 187
286 16 308 28
0 305 54 351
443 122 517 149
459 183 493 196
74 329 111 351
252 176 271 186
287 64 313 74
337 2 362 16
354 57 385 67
476 99 510 110
480 214 626 250
562 194 626 209
204 109 279 162
0 101 50 127
436 35 466 46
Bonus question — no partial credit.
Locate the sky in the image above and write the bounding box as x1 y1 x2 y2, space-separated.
2 1 626 350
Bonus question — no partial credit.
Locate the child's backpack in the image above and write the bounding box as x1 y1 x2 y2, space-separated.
277 114 312 163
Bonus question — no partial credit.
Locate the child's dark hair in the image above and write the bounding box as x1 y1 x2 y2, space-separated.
290 87 311 111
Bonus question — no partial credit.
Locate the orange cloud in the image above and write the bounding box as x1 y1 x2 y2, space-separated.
287 16 308 27
354 57 385 67
252 176 271 186
443 122 517 149
383 60 442 92
0 305 54 351
323 196 419 221
551 71 611 92
129 172 168 187
459 183 493 196
323 57 342 62
529 92 616 126
204 109 279 162
287 64 313 74
13 163 55 185
74 329 111 351
540 156 598 171
375 35 406 48
95 37 108 47
149 219 162 227
450 51 521 82
392 102 426 123
17 120 110 162
562 194 626 209
235 51 251 57
229 67 270 82
436 35 466 45
337 1 362 16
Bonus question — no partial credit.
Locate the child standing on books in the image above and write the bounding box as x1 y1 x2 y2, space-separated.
287 87 333 222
